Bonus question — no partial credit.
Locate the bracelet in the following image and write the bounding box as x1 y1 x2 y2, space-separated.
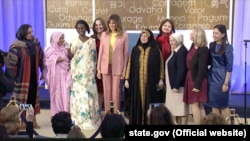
224 83 228 86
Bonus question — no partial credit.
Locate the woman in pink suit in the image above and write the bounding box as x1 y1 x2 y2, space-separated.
97 14 129 113
43 31 72 117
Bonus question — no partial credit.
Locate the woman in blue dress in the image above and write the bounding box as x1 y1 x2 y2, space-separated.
207 24 234 118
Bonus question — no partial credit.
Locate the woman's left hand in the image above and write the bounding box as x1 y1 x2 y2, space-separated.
172 88 178 93
124 80 129 88
192 88 200 93
222 84 228 92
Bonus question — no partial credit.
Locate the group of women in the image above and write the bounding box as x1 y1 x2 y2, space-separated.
43 14 234 130
43 14 129 130
125 19 233 125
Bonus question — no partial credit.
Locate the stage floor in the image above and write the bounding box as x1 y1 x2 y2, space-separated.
2 88 250 138
3 87 250 118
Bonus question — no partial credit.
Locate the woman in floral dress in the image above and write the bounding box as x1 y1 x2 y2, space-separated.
70 20 101 130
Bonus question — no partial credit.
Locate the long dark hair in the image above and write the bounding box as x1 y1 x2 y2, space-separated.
211 24 229 55
16 24 32 40
156 19 175 40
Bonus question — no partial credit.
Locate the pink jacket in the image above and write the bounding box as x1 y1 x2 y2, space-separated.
97 32 129 76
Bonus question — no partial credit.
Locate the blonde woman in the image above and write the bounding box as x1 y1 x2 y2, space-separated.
183 27 210 124
0 96 34 138
97 14 129 113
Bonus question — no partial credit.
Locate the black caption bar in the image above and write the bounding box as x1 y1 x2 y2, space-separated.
125 125 250 140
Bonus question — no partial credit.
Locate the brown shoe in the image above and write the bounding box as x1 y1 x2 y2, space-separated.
33 124 41 129
21 125 26 130
20 121 26 130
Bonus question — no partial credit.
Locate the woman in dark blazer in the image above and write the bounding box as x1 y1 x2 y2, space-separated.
183 27 210 124
165 33 190 125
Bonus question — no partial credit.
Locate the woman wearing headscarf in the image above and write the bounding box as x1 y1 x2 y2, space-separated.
165 33 190 125
43 31 72 117
124 29 164 125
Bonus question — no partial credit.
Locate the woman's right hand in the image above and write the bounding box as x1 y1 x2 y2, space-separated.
26 106 34 122
124 80 129 88
57 56 64 62
97 71 101 79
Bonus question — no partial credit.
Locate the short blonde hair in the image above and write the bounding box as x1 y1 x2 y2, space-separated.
0 101 20 134
192 27 207 47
